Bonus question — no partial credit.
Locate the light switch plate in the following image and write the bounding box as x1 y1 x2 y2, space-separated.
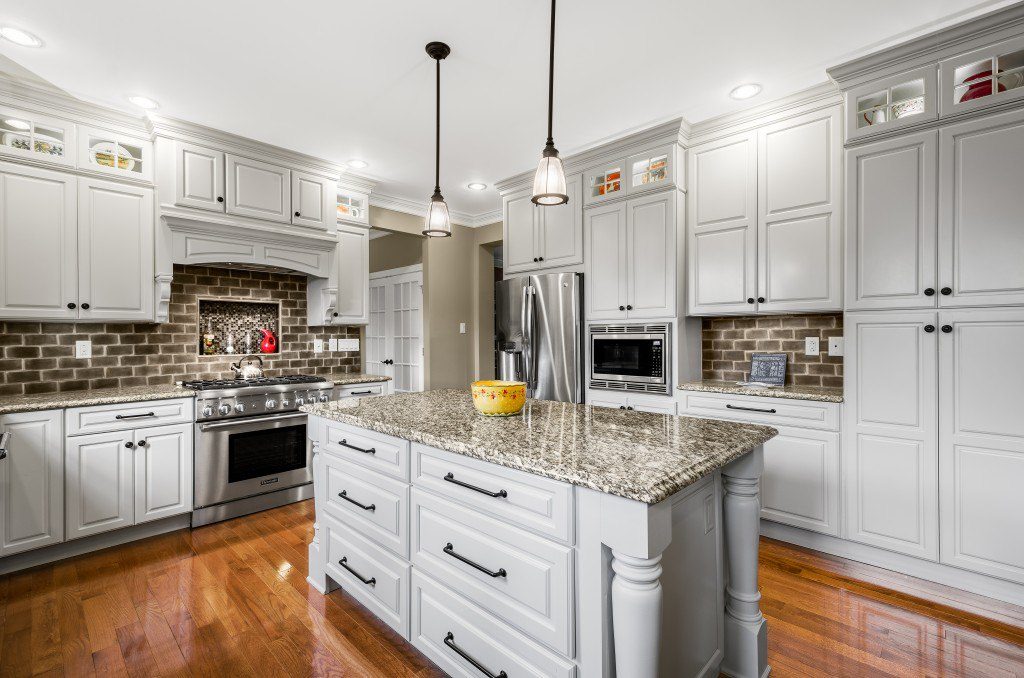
338 338 359 351
328 338 338 351
313 339 324 354
75 340 92 359
459 322 467 334
804 336 820 356
827 336 844 356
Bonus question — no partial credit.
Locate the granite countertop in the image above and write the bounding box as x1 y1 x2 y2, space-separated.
0 384 197 415
328 373 392 386
302 389 776 504
678 379 844 403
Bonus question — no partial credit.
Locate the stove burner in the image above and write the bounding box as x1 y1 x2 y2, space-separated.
182 374 330 391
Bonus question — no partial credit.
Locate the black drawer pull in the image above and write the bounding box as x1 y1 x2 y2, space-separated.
726 404 777 414
338 490 375 512
443 542 506 578
339 439 375 455
444 632 507 678
350 389 374 395
444 472 507 498
338 557 375 586
115 412 155 420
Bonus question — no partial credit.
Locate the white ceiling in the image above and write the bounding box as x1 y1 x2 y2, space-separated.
0 0 1012 218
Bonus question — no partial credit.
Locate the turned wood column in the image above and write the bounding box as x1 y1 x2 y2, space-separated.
611 552 664 678
721 445 769 678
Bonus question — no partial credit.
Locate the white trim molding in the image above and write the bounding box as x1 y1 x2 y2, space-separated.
370 192 500 228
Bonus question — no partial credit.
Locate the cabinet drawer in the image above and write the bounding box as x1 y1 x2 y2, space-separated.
411 571 575 678
322 422 409 480
323 454 408 557
678 391 839 431
66 398 193 436
323 512 410 638
336 382 386 399
413 443 573 544
411 488 574 656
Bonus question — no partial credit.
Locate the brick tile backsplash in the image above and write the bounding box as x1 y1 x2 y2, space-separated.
701 314 843 388
0 264 361 396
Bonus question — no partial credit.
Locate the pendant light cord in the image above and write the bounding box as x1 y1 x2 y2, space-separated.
546 0 556 147
435 56 441 194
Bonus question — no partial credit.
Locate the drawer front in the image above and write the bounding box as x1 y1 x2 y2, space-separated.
411 571 576 678
678 391 840 431
413 444 574 544
66 398 193 436
322 422 409 480
323 454 408 557
323 512 410 638
336 382 386 398
411 488 574 655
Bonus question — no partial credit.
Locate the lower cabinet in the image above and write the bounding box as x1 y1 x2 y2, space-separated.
0 410 64 557
588 390 678 414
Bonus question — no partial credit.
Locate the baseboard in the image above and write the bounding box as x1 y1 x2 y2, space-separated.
0 513 191 576
760 521 1024 608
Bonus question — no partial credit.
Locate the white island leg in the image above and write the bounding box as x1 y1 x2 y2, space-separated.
721 445 769 678
307 440 338 594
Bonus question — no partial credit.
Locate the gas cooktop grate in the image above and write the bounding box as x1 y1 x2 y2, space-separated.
181 375 329 391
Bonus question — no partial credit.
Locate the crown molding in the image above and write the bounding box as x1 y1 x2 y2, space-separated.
0 73 150 136
687 82 841 144
370 192 500 228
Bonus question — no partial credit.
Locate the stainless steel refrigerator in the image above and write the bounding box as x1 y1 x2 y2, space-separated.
495 272 583 403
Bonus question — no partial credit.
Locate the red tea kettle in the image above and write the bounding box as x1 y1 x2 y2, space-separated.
258 328 277 354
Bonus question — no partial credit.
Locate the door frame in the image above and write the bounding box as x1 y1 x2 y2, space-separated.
369 265 424 392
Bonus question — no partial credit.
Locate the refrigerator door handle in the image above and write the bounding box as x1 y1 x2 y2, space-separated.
524 285 537 389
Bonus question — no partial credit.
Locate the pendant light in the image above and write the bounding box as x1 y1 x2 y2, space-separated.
423 41 453 237
531 0 568 206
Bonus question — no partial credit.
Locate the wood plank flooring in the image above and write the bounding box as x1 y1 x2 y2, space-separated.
0 500 1021 677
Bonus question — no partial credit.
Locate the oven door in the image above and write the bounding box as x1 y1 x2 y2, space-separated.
590 333 667 385
194 413 312 509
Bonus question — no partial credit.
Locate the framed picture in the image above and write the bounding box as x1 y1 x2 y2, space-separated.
749 353 788 386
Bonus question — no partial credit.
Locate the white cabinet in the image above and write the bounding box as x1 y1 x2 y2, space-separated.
502 175 582 274
845 66 937 142
335 224 370 324
938 107 1024 307
337 188 369 226
134 423 193 524
77 178 154 321
586 192 679 321
0 410 63 557
761 426 839 536
175 141 224 212
0 106 76 168
0 162 78 319
588 391 677 415
582 144 678 206
292 171 333 230
939 34 1024 118
65 430 135 539
938 308 1024 584
844 312 938 560
225 154 291 223
845 131 938 310
77 126 152 182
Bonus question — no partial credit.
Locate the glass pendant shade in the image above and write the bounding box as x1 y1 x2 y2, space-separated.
423 192 452 237
531 148 568 205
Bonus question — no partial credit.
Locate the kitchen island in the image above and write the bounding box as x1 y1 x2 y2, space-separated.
303 390 777 678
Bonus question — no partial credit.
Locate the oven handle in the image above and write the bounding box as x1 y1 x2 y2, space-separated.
198 413 307 431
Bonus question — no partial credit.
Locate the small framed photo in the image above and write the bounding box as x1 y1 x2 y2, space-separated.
749 353 788 386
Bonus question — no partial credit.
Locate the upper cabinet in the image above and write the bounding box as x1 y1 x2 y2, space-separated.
502 174 582 275
846 66 937 141
337 188 369 226
78 126 152 182
940 34 1024 118
225 154 291 223
292 171 333 229
0 106 76 168
582 144 679 206
176 142 224 212
335 224 370 325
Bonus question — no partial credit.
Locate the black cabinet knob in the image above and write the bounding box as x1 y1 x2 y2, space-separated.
532 257 538 262
941 325 953 333
924 287 935 296
137 440 147 447
294 211 300 217
67 302 76 309
618 305 625 311
332 312 339 317
940 287 952 296
757 297 765 303
217 196 224 203
924 325 935 333
626 406 634 411
626 305 633 310
81 303 90 310
747 298 755 304
619 406 626 410
124 441 134 449
538 256 544 261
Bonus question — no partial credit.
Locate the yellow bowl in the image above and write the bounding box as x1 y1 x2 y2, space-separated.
471 381 527 416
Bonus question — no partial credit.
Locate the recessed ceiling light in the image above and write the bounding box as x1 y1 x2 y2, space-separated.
729 83 762 100
128 95 159 110
4 118 30 131
467 182 487 191
347 159 368 169
0 25 43 47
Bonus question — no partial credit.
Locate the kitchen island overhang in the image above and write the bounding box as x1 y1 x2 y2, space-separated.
303 391 776 678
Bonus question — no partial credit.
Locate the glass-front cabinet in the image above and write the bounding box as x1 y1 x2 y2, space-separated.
77 126 153 181
940 35 1024 117
845 66 937 141
583 144 678 205
0 107 76 167
337 188 369 225
583 160 624 205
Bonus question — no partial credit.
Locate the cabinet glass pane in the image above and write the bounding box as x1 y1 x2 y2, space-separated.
337 193 365 220
589 166 621 199
1 116 67 160
953 47 1024 105
889 79 925 121
32 124 66 158
86 133 144 175
856 91 888 129
631 154 668 188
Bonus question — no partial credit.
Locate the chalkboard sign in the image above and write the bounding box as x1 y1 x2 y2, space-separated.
749 353 788 386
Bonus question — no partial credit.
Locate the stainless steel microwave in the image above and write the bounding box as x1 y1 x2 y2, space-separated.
589 324 671 395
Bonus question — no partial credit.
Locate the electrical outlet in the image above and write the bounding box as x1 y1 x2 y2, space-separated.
459 322 467 334
827 336 844 357
338 338 359 351
75 340 92 359
328 338 338 352
804 336 820 356
313 338 324 354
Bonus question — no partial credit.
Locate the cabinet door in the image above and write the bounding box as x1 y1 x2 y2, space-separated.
629 395 677 415
292 171 332 230
503 188 538 274
176 142 224 211
65 430 134 539
583 158 627 205
844 312 938 560
78 127 152 182
336 224 370 325
537 174 582 269
225 154 291 223
134 423 192 524
845 66 937 142
0 163 78 319
0 410 63 556
939 309 1024 583
939 34 1024 118
761 425 839 536
938 108 1024 307
687 132 757 315
846 131 938 310
757 106 842 313
584 201 627 320
626 191 676 319
77 178 154 321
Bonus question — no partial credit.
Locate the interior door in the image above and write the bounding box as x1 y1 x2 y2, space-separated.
367 277 390 379
176 141 224 212
0 162 78 319
292 171 330 229
386 271 424 393
0 410 63 556
65 430 135 540
538 174 582 268
584 201 627 320
134 423 192 524
77 178 154 321
225 154 291 223
626 191 675 319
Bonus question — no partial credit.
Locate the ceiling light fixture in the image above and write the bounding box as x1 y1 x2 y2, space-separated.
128 95 159 110
729 83 762 100
347 159 368 169
422 41 452 238
0 25 43 47
3 118 30 131
531 0 568 206
467 182 487 191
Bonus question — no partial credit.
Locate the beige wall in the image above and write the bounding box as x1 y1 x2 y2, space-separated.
369 232 422 273
472 222 503 381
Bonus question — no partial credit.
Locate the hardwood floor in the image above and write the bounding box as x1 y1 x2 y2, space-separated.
0 502 1021 677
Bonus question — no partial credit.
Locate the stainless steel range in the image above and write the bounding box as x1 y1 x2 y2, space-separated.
186 375 333 527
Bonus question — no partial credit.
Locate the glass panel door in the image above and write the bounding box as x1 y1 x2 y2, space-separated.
366 279 388 377
79 126 152 180
337 189 369 224
389 272 423 393
941 35 1024 117
0 108 74 166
